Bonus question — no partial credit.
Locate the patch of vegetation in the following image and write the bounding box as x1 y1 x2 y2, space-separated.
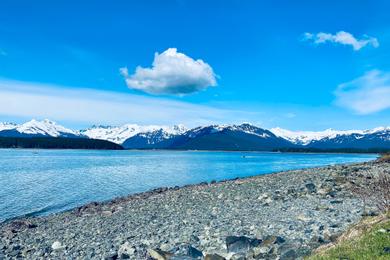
0 137 123 150
377 153 390 163
308 215 390 260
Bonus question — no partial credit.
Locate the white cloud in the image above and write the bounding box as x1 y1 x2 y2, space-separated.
0 79 260 127
120 48 217 95
285 112 296 118
334 70 390 114
303 31 379 51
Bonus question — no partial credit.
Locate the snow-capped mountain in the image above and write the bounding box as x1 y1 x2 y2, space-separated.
0 119 81 138
270 127 362 145
81 124 187 144
1 119 389 151
307 127 390 149
186 124 272 139
122 123 294 150
0 122 17 132
271 127 390 147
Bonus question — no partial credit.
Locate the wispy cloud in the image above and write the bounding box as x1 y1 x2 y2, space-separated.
0 48 7 56
120 48 217 95
334 70 390 114
303 31 379 51
0 79 257 127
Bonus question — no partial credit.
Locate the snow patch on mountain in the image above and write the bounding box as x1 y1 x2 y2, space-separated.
16 119 79 137
0 119 79 137
82 124 187 144
271 127 390 145
0 122 17 131
186 123 271 139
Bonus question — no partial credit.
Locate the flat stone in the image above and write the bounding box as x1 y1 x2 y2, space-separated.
51 241 64 250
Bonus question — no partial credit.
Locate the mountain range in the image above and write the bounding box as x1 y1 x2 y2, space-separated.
1 119 389 151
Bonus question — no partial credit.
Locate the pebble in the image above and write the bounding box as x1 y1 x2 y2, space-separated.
51 241 63 250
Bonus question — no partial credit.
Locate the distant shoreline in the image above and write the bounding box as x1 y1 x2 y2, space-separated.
0 136 123 150
0 141 387 154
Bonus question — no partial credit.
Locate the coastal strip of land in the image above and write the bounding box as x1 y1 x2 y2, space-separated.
1 160 388 259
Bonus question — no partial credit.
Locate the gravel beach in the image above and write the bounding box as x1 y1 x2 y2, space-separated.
1 160 388 260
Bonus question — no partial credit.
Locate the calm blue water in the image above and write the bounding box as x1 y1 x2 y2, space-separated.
0 149 377 222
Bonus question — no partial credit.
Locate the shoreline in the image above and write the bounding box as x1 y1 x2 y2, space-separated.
1 158 377 224
1 160 388 259
0 147 384 155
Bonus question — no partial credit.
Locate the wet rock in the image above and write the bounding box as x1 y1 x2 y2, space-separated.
173 244 203 258
226 236 262 253
104 252 118 260
6 220 37 233
305 183 317 193
326 190 337 198
186 245 203 258
280 249 297 259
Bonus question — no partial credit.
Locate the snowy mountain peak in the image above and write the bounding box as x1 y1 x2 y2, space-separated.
16 119 79 137
1 119 389 149
0 122 17 131
270 126 390 145
81 124 188 144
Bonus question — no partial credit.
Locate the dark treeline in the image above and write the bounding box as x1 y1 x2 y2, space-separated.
273 147 390 154
0 137 123 150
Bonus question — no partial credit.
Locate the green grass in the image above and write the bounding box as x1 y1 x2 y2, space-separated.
378 153 390 163
308 216 390 260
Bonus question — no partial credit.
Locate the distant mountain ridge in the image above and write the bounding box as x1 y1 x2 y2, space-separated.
0 119 81 138
1 119 389 151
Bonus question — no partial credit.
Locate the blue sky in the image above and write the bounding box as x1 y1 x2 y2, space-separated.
1 0 390 130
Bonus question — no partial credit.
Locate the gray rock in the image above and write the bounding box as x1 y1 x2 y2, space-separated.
104 252 118 260
148 248 173 260
118 242 135 259
204 254 226 260
51 241 64 250
280 249 297 260
226 236 262 253
305 183 317 193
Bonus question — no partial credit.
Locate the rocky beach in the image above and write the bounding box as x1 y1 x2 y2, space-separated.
1 159 388 260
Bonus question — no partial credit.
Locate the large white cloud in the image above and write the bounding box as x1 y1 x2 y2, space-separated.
120 48 217 95
334 70 390 114
303 31 379 51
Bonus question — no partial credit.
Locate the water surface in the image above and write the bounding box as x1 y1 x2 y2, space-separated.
0 149 377 222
